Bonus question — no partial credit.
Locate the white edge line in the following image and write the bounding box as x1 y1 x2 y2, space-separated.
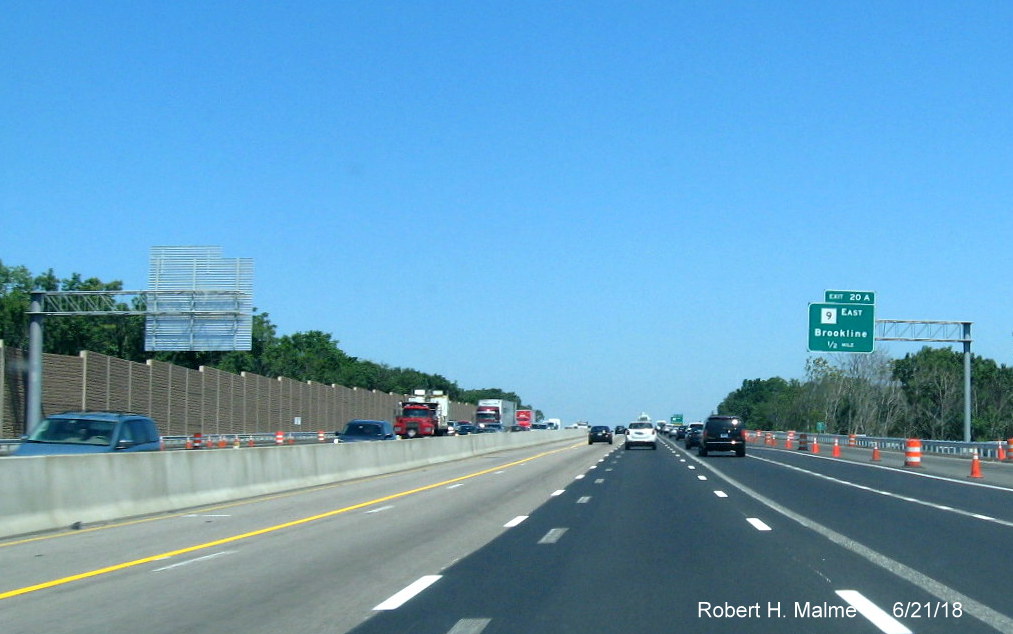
374 575 442 610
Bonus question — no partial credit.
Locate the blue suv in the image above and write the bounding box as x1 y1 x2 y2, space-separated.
15 411 162 456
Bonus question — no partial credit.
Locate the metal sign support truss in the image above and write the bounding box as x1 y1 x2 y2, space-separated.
24 289 251 434
875 319 973 442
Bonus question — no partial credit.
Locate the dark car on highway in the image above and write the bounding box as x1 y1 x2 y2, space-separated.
455 423 477 435
698 415 745 457
588 425 613 445
683 422 704 449
336 420 397 443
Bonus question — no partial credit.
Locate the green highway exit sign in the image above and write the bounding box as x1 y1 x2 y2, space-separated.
670 414 683 424
808 302 875 353
825 289 875 304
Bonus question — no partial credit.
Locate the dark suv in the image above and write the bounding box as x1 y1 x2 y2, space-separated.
698 415 745 457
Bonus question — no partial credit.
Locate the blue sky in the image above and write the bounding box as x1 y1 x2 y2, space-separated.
4 2 1013 425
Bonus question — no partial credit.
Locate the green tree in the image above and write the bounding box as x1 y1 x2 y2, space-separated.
892 347 964 439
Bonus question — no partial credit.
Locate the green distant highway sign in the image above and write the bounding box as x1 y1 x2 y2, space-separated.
808 302 875 353
670 414 683 424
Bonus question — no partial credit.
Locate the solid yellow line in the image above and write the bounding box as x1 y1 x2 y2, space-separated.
0 443 580 600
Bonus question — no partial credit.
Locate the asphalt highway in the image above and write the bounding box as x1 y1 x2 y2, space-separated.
2 434 1010 633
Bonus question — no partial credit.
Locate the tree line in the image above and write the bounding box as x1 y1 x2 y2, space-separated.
0 261 531 413
716 349 1013 441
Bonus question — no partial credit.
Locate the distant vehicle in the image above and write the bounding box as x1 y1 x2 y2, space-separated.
14 411 162 456
336 420 397 443
476 399 517 433
675 424 688 439
683 422 704 449
588 425 613 445
395 389 451 438
624 421 657 450
515 409 534 429
479 423 504 433
543 418 561 430
530 423 549 430
508 424 530 432
699 415 745 457
614 425 627 435
455 423 478 435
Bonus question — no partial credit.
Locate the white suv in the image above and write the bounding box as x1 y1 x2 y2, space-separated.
624 421 657 450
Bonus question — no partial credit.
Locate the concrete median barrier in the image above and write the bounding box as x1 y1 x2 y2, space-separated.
0 430 583 539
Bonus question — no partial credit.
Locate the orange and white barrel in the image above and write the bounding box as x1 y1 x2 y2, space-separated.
904 439 922 467
275 430 284 445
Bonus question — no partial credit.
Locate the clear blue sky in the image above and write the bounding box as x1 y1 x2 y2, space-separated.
4 2 1013 425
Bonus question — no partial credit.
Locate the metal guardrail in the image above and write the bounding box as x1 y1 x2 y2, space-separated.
0 432 336 454
749 431 1011 460
6 431 1007 458
1 429 543 453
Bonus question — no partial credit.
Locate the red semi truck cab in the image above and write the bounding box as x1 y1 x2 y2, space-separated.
395 402 440 438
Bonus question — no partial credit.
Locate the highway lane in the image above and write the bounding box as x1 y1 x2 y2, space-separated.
3 433 1010 633
0 437 606 633
353 437 1009 633
680 440 1013 628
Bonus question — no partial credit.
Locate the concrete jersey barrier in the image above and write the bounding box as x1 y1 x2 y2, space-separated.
0 430 583 539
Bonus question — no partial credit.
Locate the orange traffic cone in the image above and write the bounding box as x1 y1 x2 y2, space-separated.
812 437 820 454
832 439 841 458
871 443 881 462
185 436 193 450
998 441 1007 462
969 450 983 479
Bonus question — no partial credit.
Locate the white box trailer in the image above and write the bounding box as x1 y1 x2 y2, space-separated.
475 398 517 431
